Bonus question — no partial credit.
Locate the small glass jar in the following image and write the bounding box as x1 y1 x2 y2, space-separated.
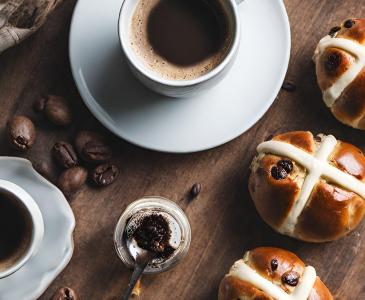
114 196 191 274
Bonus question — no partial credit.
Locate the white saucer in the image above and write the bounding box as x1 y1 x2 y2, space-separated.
70 0 291 153
0 157 75 300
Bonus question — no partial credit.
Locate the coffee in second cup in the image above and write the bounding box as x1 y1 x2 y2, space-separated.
130 0 233 80
0 189 33 273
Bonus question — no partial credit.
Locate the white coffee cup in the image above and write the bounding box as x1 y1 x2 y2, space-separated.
0 179 44 279
118 0 243 98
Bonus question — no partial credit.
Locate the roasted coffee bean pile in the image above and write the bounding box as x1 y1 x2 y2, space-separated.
6 95 120 196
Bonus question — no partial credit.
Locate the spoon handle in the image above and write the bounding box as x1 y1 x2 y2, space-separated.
122 259 150 300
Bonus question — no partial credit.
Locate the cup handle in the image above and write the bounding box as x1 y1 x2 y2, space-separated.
235 0 244 4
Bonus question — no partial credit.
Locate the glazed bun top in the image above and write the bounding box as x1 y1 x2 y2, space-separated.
249 131 365 242
314 18 365 129
219 247 333 300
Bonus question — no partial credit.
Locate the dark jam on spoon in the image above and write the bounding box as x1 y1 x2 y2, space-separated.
127 214 176 261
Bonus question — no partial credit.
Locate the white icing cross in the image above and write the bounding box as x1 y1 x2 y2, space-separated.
257 135 365 236
314 35 365 108
229 260 317 300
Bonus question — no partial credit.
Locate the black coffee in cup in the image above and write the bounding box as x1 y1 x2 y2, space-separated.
0 189 32 271
130 0 232 80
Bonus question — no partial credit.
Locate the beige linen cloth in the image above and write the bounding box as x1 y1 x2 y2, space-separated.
0 0 61 53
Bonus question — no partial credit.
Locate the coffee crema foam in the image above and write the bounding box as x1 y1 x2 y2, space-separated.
130 0 232 80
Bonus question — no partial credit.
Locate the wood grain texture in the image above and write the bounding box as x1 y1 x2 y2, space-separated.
0 0 364 299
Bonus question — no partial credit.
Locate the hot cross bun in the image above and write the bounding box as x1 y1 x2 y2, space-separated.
314 18 365 129
249 131 365 242
219 247 333 300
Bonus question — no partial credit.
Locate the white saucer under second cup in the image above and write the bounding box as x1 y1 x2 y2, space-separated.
70 0 291 153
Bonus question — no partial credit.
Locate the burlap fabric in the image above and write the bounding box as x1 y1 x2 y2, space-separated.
0 0 61 53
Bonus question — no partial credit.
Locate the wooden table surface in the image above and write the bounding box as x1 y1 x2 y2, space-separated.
0 0 364 299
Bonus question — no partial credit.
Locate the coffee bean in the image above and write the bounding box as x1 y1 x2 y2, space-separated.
75 131 112 163
328 26 341 37
281 81 296 92
91 163 119 186
36 95 72 126
277 160 293 174
82 141 112 162
344 19 355 28
282 271 300 286
7 116 36 151
325 53 341 72
75 130 103 151
271 166 287 180
53 141 78 168
190 183 202 198
57 166 87 195
270 258 278 271
51 287 77 300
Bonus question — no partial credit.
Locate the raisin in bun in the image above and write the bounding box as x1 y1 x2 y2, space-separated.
249 131 365 242
314 18 365 129
219 247 333 300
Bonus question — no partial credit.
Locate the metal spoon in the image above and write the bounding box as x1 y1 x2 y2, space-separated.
122 237 156 300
